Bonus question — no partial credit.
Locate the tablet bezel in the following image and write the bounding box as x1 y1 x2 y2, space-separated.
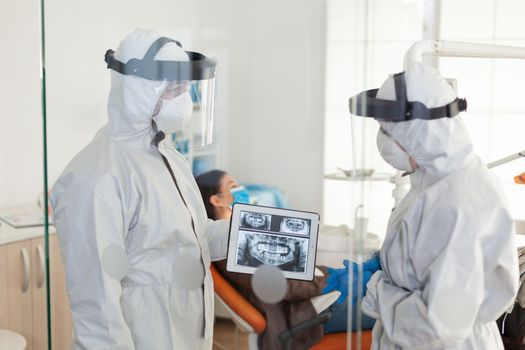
226 203 320 281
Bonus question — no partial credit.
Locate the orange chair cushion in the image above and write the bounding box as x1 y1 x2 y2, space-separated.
310 330 373 350
210 264 267 333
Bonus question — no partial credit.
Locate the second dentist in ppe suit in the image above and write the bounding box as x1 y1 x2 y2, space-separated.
349 62 518 349
51 29 229 349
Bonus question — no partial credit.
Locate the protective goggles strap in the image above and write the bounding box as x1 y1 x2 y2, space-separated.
349 72 467 122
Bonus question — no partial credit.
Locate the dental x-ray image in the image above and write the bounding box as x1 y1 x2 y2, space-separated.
279 217 310 235
240 211 271 231
236 231 308 272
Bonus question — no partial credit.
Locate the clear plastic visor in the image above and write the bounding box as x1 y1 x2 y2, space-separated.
193 78 215 146
157 77 215 147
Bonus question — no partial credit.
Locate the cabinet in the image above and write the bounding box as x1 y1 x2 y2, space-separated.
0 245 9 329
0 234 72 350
32 237 48 350
6 239 36 349
49 235 73 350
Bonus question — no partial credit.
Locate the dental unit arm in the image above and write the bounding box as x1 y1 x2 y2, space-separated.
487 150 525 184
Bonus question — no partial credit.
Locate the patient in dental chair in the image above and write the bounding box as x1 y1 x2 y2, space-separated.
196 169 375 350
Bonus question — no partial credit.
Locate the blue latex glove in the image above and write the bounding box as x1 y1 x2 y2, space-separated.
322 267 349 304
363 254 381 274
342 260 374 304
327 256 381 278
322 258 379 304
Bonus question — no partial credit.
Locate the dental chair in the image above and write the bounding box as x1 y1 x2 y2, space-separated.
210 264 373 350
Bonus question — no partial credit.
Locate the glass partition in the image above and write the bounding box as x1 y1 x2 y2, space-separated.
0 0 51 348
41 0 379 349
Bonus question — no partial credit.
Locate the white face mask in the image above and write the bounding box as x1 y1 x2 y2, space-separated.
153 92 193 134
376 129 413 172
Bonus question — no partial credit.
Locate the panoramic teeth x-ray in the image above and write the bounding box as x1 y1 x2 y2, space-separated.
280 217 310 235
236 231 307 272
240 212 271 230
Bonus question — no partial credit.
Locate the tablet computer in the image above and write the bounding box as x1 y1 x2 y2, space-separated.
226 203 320 281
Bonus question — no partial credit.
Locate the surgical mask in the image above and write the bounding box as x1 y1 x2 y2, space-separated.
230 186 250 207
153 92 193 134
376 129 413 172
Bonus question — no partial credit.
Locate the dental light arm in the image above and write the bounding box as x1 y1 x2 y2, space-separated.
487 150 525 169
404 40 525 69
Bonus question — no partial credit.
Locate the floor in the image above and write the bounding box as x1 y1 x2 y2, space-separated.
213 318 250 350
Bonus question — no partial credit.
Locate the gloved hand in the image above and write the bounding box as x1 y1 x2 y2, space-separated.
322 258 379 304
363 254 381 274
327 255 381 278
322 266 349 304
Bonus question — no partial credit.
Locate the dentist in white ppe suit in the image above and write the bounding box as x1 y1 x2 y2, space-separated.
349 62 519 349
51 29 229 349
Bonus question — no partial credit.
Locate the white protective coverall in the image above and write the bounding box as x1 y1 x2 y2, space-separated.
50 30 229 350
362 63 519 349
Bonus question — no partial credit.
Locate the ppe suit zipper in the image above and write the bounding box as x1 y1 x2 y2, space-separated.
159 153 199 237
159 151 210 339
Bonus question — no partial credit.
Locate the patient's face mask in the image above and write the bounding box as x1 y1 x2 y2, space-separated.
230 186 250 207
376 128 413 172
215 185 251 209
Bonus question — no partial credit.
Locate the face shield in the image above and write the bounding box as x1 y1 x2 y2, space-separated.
105 36 217 145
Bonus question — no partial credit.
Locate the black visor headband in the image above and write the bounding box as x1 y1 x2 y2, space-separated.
349 72 467 122
104 37 216 81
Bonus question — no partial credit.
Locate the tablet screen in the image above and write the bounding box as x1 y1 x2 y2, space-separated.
227 204 320 280
237 210 311 272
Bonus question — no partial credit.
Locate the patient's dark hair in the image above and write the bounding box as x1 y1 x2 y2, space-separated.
195 169 226 220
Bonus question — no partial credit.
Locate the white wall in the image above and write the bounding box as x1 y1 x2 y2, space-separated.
220 1 327 213
0 0 43 208
1 0 327 214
